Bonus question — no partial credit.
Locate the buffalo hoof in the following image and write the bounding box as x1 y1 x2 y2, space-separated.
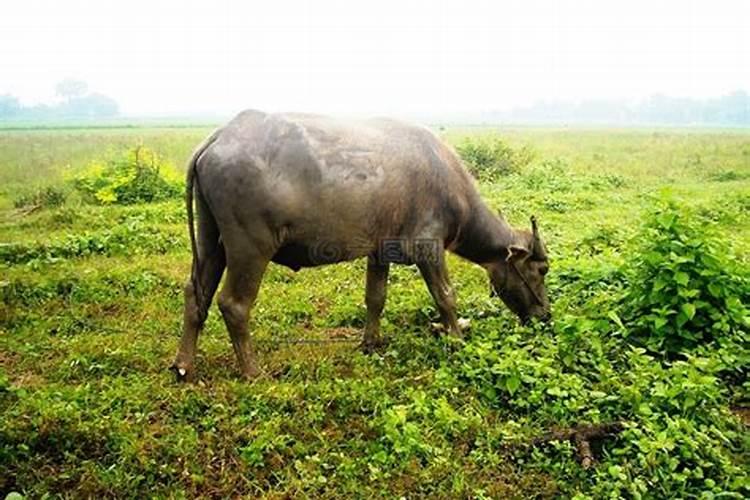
238 365 262 382
170 363 195 383
361 337 387 354
431 318 470 338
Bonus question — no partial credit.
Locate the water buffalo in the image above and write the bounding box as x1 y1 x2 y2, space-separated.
172 110 550 381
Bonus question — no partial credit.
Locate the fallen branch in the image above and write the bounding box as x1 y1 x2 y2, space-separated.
2 204 41 221
20 204 42 216
531 422 624 469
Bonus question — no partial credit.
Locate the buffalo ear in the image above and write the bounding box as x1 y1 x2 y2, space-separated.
506 245 530 262
531 215 543 256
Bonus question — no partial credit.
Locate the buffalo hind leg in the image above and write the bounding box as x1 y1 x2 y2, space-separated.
417 254 463 338
217 256 268 380
172 251 225 381
172 196 226 382
362 256 389 353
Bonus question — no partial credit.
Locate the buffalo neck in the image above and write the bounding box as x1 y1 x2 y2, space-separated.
452 196 517 264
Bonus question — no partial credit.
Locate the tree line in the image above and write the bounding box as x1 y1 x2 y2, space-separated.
486 90 750 126
0 79 119 121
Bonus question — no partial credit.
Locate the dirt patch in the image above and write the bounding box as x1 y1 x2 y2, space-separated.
731 406 750 426
325 326 359 339
12 372 47 388
0 348 20 369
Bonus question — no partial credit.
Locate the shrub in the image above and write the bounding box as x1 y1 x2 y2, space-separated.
13 186 67 209
587 349 747 498
708 169 747 182
622 198 749 354
520 157 575 192
72 146 182 205
455 326 594 423
518 158 628 193
455 136 534 180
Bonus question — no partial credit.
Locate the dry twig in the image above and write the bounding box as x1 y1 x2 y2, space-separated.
531 422 624 469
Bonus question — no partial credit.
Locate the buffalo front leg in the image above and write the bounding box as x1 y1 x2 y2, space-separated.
363 256 389 353
217 257 268 380
417 254 463 338
173 247 226 382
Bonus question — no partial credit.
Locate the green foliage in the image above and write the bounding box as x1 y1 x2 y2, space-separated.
13 185 67 209
587 350 748 499
518 157 627 193
708 169 748 182
239 417 293 467
72 146 182 205
455 136 534 179
622 198 749 354
520 157 575 192
0 215 182 266
457 328 590 421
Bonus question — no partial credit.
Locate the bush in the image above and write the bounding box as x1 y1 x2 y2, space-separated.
708 169 747 182
622 198 749 354
520 157 575 192
457 330 591 422
455 136 534 180
73 146 182 205
587 349 747 498
13 186 67 209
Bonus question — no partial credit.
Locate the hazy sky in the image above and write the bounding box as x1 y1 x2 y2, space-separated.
1 0 748 115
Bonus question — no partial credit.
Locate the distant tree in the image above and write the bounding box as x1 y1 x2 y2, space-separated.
721 90 749 125
0 88 120 121
61 95 114 118
55 79 89 102
69 93 119 117
0 94 21 117
50 80 120 118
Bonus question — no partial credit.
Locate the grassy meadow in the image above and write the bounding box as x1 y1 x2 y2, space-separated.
1 124 748 498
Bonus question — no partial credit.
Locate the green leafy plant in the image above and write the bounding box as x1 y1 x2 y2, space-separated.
519 157 575 192
455 136 534 180
72 145 182 205
622 198 749 354
13 186 67 209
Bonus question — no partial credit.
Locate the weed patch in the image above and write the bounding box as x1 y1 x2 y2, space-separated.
72 145 182 205
622 197 749 354
455 136 535 180
13 185 67 209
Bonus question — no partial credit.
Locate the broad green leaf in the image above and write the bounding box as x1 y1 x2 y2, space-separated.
608 311 625 329
674 272 689 286
505 375 521 395
653 316 668 330
676 311 689 328
681 303 696 321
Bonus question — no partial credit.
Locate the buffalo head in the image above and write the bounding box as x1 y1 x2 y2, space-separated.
486 216 551 323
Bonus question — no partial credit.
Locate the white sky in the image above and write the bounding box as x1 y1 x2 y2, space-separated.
1 0 748 115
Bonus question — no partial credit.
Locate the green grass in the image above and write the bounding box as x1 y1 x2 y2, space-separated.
1 125 748 498
0 127 213 210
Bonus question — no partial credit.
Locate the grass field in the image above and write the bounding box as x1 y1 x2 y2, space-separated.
1 125 748 498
